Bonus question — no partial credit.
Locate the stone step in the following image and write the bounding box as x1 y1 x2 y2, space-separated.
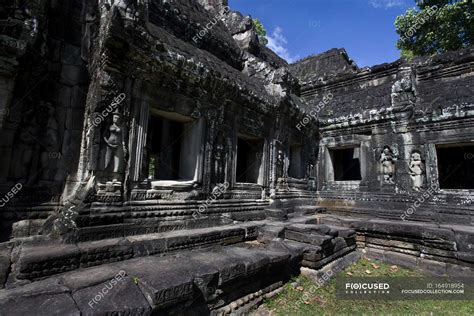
264 208 288 220
286 223 338 236
293 205 327 215
0 242 302 316
284 230 334 248
10 221 267 282
229 210 266 222
257 224 286 242
68 200 270 242
283 239 356 270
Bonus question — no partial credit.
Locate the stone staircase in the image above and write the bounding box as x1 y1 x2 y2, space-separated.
0 205 361 315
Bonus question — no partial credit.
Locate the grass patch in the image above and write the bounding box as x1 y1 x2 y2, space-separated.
258 258 473 315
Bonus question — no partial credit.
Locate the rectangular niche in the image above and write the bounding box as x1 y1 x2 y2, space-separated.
236 134 264 184
146 111 203 181
288 144 303 179
436 144 474 190
329 147 362 181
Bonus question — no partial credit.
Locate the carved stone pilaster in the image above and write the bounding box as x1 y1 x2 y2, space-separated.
128 99 149 184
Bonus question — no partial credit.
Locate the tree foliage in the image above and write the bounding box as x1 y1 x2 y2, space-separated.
395 0 474 58
253 18 268 45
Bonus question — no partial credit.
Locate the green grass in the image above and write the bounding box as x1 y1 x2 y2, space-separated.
258 258 473 316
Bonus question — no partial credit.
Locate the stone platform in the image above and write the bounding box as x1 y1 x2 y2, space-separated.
317 214 474 276
0 208 358 315
1 203 473 315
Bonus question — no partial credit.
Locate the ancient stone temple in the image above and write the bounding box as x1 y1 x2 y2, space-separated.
0 0 473 314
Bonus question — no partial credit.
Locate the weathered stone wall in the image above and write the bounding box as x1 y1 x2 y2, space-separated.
0 1 472 310
0 0 90 239
0 0 472 265
293 47 474 225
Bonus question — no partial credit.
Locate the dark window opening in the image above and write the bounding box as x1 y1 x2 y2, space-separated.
436 145 474 190
146 114 202 181
146 115 182 180
289 145 303 179
236 136 264 184
331 147 362 181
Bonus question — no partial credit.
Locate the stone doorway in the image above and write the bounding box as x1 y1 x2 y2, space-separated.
236 135 264 184
288 144 303 179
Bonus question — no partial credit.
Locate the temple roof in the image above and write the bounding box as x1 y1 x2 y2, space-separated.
290 48 358 83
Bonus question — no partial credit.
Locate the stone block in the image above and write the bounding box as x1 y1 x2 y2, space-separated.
331 237 348 253
264 208 288 220
384 251 417 269
302 245 356 270
60 264 128 291
326 225 356 238
185 259 219 302
363 247 385 261
458 251 474 264
257 225 285 242
72 275 151 315
284 230 333 248
445 262 474 278
417 258 447 276
0 278 77 316
123 256 195 310
16 243 81 280
78 238 133 268
269 239 305 263
184 249 246 286
224 247 271 276
230 211 266 221
287 223 331 235
128 234 167 257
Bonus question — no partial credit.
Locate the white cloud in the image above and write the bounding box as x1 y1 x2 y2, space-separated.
266 27 299 63
369 0 406 9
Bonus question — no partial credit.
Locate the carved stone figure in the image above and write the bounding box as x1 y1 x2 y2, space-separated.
276 149 289 190
409 150 425 191
380 145 396 184
213 132 227 184
103 111 127 181
391 75 415 107
276 149 284 179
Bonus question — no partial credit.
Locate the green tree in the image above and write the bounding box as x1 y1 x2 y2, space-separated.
395 0 474 59
253 18 268 45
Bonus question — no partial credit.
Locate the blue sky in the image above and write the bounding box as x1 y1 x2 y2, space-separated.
229 0 417 66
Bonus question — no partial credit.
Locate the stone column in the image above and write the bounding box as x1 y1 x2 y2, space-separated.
128 99 149 184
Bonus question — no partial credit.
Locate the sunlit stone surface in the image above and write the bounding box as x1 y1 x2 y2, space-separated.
0 0 472 314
